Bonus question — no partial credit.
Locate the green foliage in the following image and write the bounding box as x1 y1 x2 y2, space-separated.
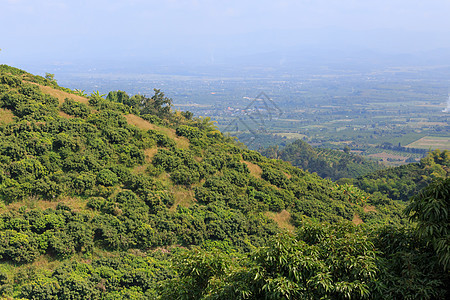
106 90 130 105
261 139 383 180
141 89 173 118
45 73 55 82
61 98 91 118
163 223 379 299
372 225 449 299
0 230 41 263
1 65 439 299
354 150 449 201
96 169 119 186
405 177 450 269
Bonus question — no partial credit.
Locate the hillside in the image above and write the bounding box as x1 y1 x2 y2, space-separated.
261 139 384 180
0 65 447 299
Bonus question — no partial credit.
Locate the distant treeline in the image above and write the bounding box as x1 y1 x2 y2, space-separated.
378 142 428 154
260 139 383 181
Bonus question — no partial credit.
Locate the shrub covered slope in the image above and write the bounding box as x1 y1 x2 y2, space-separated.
0 65 447 299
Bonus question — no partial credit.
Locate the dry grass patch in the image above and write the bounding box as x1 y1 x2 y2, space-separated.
29 255 60 271
144 148 158 163
363 205 377 213
132 164 148 175
37 84 89 105
124 114 190 149
283 171 292 179
242 161 263 178
170 186 194 211
352 214 364 225
0 108 14 124
0 196 87 214
58 110 74 119
407 136 450 151
265 210 295 232
273 132 307 140
157 172 172 186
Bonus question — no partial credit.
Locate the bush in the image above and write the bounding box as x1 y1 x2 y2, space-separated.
48 231 75 259
61 98 91 118
0 230 41 263
97 169 119 186
170 166 200 186
86 197 106 211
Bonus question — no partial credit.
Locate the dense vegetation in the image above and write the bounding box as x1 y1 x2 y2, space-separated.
347 150 450 201
0 65 448 299
260 139 384 180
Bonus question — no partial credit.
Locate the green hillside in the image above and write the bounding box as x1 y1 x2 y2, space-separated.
0 65 448 299
261 139 384 180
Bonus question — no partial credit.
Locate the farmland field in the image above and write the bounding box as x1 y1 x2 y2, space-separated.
406 136 450 150
273 132 307 140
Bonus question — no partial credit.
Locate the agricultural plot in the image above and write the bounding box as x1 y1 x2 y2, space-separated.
406 136 450 151
273 132 307 140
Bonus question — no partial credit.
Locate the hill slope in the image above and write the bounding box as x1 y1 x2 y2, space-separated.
0 65 411 298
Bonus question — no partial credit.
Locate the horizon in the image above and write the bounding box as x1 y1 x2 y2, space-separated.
2 0 450 74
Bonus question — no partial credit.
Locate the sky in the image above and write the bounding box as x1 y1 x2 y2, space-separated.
1 0 450 70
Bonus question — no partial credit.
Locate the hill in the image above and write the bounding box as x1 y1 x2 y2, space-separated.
260 139 384 180
0 65 447 299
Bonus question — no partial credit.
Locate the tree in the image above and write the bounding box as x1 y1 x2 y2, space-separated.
90 90 106 98
45 73 56 82
141 89 173 117
106 90 130 104
405 177 450 269
197 116 219 134
343 145 351 154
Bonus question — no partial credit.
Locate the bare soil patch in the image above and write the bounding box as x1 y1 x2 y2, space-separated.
368 152 407 162
58 110 74 119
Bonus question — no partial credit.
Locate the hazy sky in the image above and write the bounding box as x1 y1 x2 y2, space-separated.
1 0 450 68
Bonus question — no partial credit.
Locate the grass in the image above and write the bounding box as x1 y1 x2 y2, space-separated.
0 196 88 214
265 210 295 232
352 214 363 225
242 160 263 178
0 108 14 124
124 114 190 149
144 148 158 163
58 110 74 119
132 164 148 175
171 185 194 211
36 84 89 105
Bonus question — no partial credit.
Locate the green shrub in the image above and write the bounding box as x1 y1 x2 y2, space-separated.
97 169 119 186
170 166 200 186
